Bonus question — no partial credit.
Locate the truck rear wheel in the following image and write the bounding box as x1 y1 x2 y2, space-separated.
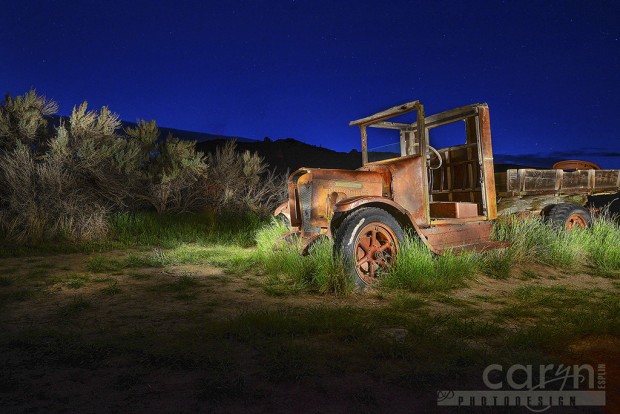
547 203 592 230
333 207 405 288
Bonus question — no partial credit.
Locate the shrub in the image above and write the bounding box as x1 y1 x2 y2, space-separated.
0 91 212 242
0 90 287 244
206 140 287 214
125 120 208 213
0 89 57 151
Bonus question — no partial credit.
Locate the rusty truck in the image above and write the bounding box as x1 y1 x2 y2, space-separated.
274 100 620 287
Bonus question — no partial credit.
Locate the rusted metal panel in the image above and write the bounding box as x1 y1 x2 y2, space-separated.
419 221 509 254
300 168 384 231
552 160 601 170
334 195 409 216
430 202 479 219
286 169 309 227
273 201 290 223
360 155 428 225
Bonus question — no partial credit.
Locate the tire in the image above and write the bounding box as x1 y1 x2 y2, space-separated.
547 203 592 230
333 207 405 289
276 213 290 227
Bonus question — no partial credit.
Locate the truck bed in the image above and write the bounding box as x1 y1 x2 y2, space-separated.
494 168 620 215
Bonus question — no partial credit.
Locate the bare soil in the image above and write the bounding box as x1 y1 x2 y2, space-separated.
0 250 617 413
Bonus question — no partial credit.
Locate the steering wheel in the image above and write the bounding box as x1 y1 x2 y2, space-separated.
427 145 443 170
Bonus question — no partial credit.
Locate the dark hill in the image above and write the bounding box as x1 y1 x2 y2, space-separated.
197 138 363 173
196 137 531 173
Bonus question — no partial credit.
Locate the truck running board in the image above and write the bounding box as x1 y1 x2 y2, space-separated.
419 221 511 255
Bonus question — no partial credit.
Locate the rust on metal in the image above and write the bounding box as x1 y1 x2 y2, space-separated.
419 221 509 255
353 222 399 285
274 98 619 286
429 201 479 219
279 100 504 258
565 213 588 230
552 160 602 171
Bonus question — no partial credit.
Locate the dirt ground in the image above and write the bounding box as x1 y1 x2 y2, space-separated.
0 249 618 413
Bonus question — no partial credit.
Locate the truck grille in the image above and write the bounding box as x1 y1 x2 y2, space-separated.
298 182 319 233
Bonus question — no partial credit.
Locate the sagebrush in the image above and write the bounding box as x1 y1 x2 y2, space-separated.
0 89 285 243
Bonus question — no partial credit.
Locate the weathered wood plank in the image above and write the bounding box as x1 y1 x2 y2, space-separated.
349 101 420 127
496 169 620 197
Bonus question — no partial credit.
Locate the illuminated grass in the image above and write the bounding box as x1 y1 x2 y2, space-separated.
0 211 269 257
381 236 477 292
254 220 353 296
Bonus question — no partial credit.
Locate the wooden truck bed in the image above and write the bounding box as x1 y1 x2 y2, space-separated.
494 168 620 215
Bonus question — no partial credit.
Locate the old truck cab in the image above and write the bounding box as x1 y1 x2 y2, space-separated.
275 100 509 287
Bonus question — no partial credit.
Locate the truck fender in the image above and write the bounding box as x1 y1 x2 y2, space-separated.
273 202 291 224
331 196 435 252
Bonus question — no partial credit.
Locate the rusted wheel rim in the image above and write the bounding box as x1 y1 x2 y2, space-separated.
354 222 399 285
565 213 587 229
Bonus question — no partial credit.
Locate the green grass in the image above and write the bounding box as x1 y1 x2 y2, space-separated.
109 211 267 248
480 249 513 279
584 218 620 277
500 287 620 352
492 215 620 275
149 245 258 274
64 273 90 289
254 220 354 295
380 237 477 293
86 254 160 273
494 285 617 327
0 211 269 257
0 278 617 410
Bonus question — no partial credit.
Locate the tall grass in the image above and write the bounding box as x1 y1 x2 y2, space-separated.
584 218 620 276
491 215 620 277
0 210 268 257
110 210 266 248
254 220 353 295
254 215 620 295
381 236 478 292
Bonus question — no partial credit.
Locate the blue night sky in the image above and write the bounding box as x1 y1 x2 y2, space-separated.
2 0 620 167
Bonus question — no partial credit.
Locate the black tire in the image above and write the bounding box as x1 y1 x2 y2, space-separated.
546 203 592 230
333 207 405 289
276 213 290 227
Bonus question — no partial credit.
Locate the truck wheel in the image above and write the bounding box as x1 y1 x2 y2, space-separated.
547 203 592 230
333 207 405 288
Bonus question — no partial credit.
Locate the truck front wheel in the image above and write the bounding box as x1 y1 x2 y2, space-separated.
547 203 592 230
333 207 405 288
